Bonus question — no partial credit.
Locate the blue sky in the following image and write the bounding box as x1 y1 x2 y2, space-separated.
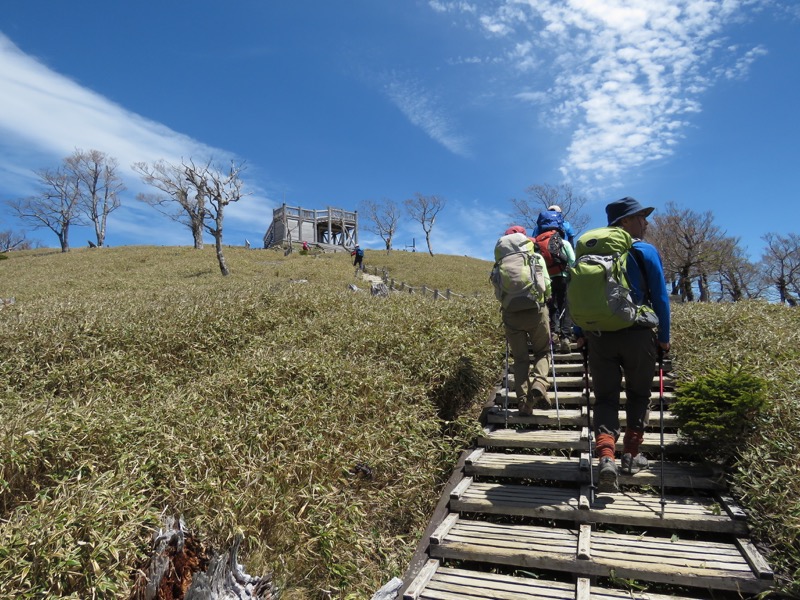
1 0 798 262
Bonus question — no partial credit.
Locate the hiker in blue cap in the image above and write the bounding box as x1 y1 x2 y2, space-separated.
573 197 671 493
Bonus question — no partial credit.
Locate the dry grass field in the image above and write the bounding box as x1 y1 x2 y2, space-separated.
0 245 797 598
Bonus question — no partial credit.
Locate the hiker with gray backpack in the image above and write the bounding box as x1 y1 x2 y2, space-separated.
490 226 552 416
567 197 671 493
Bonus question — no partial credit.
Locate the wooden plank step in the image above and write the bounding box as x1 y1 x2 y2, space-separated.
511 353 674 372
485 407 678 429
480 427 695 453
429 517 772 594
405 561 707 600
539 375 669 388
494 388 677 406
450 479 748 534
464 450 725 490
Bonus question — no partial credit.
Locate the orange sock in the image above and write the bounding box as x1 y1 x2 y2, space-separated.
623 429 644 457
596 433 616 460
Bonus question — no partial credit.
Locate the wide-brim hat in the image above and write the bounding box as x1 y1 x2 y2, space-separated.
606 197 655 226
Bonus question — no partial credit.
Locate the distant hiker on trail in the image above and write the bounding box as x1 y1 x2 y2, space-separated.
531 205 577 246
533 213 575 354
568 197 671 493
490 225 552 416
351 244 364 270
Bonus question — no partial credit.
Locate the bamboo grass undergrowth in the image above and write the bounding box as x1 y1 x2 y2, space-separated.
0 246 498 598
0 247 798 597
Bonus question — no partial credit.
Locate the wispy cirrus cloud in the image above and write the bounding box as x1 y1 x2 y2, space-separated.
0 33 227 184
433 0 769 188
382 75 472 158
0 32 274 245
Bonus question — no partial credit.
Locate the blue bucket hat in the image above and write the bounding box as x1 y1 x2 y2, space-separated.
606 197 655 226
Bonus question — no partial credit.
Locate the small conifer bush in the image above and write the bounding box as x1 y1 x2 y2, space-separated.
672 367 768 462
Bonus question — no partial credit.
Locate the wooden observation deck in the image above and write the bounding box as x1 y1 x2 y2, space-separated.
263 204 358 250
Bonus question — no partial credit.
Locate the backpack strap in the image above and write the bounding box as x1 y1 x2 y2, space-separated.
628 242 650 304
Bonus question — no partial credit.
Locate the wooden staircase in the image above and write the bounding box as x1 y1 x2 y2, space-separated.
400 345 774 599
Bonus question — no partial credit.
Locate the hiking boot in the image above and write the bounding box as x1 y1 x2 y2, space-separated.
597 457 619 493
621 452 649 475
518 401 533 417
529 382 551 410
559 336 571 354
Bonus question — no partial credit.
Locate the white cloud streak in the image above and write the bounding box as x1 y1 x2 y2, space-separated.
0 34 224 182
440 0 769 187
383 75 472 158
0 33 275 246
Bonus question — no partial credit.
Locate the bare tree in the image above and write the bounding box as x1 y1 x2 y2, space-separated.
133 160 205 249
511 182 590 234
67 149 125 247
710 237 765 302
405 193 445 257
648 202 726 301
360 198 400 253
0 228 32 252
761 233 800 306
188 160 248 276
6 166 86 252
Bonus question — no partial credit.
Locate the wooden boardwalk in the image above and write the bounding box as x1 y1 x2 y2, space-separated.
400 344 774 600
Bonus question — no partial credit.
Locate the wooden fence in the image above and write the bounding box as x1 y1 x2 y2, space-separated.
362 265 478 301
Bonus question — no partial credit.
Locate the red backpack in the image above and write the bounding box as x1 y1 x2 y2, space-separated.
534 230 569 275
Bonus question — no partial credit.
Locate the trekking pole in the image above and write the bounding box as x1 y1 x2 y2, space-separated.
504 339 510 429
582 343 595 506
658 345 666 518
549 337 561 429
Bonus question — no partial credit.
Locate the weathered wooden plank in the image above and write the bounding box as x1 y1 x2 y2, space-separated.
463 447 484 465
420 566 574 600
452 480 748 534
465 453 581 482
736 537 775 580
480 428 693 453
403 559 439 600
578 524 592 560
479 428 583 449
493 389 677 409
451 481 579 518
449 476 472 501
418 568 704 600
586 491 749 534
466 452 723 490
718 493 748 521
486 408 678 429
576 577 591 600
592 457 725 490
429 513 459 545
430 519 772 594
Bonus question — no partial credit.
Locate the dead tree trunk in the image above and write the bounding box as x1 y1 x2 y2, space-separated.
130 516 278 600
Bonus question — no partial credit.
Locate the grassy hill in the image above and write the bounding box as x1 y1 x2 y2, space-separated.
0 246 797 598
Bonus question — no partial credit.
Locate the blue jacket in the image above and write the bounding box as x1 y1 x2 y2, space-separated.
532 220 576 246
627 240 670 344
573 238 670 344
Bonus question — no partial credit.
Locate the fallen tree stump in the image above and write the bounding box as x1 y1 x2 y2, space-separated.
130 516 278 600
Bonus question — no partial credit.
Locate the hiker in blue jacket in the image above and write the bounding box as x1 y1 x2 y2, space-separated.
574 197 671 493
531 205 577 246
351 244 364 270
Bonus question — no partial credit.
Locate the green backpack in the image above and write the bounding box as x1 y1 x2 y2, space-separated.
490 232 548 312
567 227 659 331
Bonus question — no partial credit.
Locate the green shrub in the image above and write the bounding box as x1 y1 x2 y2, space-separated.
672 366 768 462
